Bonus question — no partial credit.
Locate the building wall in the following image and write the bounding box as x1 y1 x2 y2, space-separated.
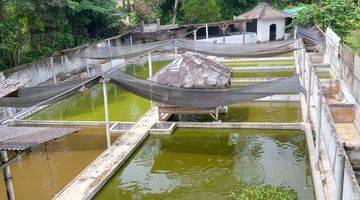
256 19 285 42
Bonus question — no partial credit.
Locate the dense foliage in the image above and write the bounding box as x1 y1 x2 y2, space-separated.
292 0 360 38
234 184 297 200
0 0 124 70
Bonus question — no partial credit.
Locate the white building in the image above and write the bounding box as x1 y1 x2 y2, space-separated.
235 2 291 42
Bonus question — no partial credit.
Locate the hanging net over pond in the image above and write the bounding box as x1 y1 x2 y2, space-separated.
0 77 100 107
84 39 296 59
108 70 304 108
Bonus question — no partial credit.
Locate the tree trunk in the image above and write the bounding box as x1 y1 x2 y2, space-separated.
172 0 179 24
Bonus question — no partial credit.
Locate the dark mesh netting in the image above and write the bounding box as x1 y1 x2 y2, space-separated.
84 39 296 60
296 25 325 44
0 77 100 107
108 70 304 108
175 39 295 57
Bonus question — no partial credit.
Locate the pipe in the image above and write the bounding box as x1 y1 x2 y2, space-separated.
335 152 345 200
1 151 15 200
315 92 323 165
102 78 111 148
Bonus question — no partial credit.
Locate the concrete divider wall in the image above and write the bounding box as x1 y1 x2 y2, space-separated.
296 36 360 199
0 35 126 86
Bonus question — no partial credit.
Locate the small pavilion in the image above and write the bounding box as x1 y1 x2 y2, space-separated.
235 2 291 42
151 52 232 120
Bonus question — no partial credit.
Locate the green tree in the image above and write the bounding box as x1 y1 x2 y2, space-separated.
292 0 360 38
180 0 221 23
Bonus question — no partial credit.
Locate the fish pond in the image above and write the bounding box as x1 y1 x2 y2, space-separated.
95 128 314 200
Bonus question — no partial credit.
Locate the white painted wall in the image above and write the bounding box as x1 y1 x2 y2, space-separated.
199 33 257 44
256 19 285 42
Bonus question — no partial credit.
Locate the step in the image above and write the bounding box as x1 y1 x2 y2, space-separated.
329 103 355 123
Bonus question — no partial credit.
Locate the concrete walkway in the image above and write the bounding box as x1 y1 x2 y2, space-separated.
53 107 158 200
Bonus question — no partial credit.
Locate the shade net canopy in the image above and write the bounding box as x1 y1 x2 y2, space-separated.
84 39 296 60
108 70 304 108
0 77 100 107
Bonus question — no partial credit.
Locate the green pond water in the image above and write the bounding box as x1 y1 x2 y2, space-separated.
316 71 333 79
29 60 171 122
232 70 294 78
0 127 118 200
222 61 295 67
171 102 301 123
95 128 314 200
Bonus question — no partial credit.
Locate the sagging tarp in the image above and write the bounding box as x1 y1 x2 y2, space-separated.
84 39 296 60
0 77 100 107
108 70 304 108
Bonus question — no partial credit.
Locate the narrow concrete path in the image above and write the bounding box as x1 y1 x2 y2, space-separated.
53 107 159 200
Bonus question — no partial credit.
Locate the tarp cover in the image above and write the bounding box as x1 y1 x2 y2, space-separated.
0 77 100 107
108 70 304 108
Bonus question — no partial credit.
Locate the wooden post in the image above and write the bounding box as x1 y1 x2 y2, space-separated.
1 151 15 200
193 30 197 41
315 92 323 165
335 152 345 200
102 78 111 148
50 57 57 84
205 24 209 40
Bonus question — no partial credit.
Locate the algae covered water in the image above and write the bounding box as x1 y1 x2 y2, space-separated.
29 60 171 122
95 128 314 200
0 127 117 200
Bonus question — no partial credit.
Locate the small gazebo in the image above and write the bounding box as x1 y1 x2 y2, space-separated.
235 2 291 42
151 52 232 120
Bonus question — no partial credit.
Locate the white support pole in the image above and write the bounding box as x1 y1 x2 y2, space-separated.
335 152 345 200
315 92 323 165
174 40 178 57
148 52 153 107
205 24 209 40
1 151 15 200
102 78 111 148
84 58 90 74
130 34 133 46
193 30 197 41
107 40 114 69
305 64 312 123
50 57 57 84
148 52 153 78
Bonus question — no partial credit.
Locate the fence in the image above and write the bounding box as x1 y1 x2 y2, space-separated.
295 36 360 199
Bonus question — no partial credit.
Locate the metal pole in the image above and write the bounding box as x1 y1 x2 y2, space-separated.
193 30 197 41
305 64 312 123
205 24 209 40
315 92 323 165
50 57 57 84
335 152 345 200
102 78 111 148
1 151 15 200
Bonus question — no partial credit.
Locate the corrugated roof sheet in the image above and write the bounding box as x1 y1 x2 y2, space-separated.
0 125 80 151
236 2 290 20
0 79 29 99
151 52 232 88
